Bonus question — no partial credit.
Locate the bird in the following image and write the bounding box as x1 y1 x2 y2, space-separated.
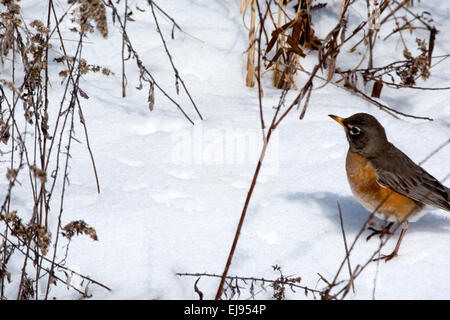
329 112 450 261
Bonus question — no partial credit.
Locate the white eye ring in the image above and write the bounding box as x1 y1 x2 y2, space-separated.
349 126 361 135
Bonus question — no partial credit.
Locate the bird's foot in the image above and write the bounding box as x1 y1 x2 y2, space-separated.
366 222 394 241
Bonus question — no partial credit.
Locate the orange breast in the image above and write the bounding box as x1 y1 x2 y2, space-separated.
345 151 420 221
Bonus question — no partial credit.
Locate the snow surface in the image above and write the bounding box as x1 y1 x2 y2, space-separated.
3 0 450 299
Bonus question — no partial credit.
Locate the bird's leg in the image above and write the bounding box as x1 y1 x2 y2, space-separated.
374 221 408 262
366 222 394 241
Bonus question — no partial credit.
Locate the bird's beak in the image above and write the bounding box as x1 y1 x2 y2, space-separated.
328 114 346 128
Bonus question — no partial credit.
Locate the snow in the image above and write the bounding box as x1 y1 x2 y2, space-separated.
2 0 450 299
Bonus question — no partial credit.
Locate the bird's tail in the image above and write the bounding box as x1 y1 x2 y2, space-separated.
445 187 450 211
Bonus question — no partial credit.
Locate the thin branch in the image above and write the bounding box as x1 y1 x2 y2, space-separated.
147 0 203 120
336 200 354 294
104 0 198 125
178 272 324 296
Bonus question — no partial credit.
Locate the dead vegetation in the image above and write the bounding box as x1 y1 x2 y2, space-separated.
0 0 110 300
1 0 448 300
0 0 196 299
104 0 203 124
178 0 450 300
177 265 321 300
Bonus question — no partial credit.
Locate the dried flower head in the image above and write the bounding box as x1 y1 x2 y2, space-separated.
28 222 51 255
0 121 10 144
19 276 34 300
30 165 47 183
68 0 108 38
62 220 98 241
29 20 50 34
398 38 430 86
4 210 17 222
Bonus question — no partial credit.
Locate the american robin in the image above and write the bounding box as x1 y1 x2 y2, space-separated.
329 113 450 261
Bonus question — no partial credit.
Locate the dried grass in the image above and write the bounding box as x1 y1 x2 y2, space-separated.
1 0 198 300
180 0 450 300
0 0 110 299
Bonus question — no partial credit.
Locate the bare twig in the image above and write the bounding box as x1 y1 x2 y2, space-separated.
121 0 128 97
178 272 323 297
104 0 200 125
147 0 203 120
336 200 354 294
216 0 352 301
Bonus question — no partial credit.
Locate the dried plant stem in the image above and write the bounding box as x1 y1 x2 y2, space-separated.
77 104 101 193
178 272 323 297
121 0 128 97
215 77 292 300
255 0 270 135
1 33 17 299
45 28 86 297
380 0 410 26
45 102 75 299
33 0 54 298
147 0 203 120
336 200 354 294
292 66 434 121
343 83 432 121
366 0 374 69
246 0 257 87
0 0 111 299
17 235 33 299
351 0 413 52
50 1 101 194
150 1 183 35
216 0 352 301
105 0 197 125
42 0 52 227
0 229 111 294
273 0 284 87
215 127 275 300
323 192 396 299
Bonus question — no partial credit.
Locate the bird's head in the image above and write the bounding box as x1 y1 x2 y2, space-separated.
329 113 388 157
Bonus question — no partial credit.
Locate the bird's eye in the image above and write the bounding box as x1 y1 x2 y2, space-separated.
349 126 361 135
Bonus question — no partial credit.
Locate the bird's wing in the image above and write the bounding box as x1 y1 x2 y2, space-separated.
371 144 450 212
